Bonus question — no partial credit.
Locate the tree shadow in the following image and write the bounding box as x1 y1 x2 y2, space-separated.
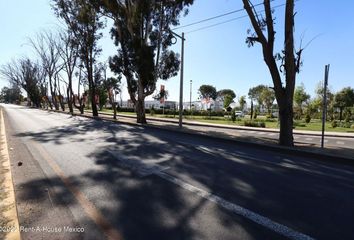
12 115 354 239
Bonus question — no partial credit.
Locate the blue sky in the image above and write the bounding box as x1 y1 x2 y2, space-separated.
1 0 354 102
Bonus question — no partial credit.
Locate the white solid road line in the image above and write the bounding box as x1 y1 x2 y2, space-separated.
107 149 315 240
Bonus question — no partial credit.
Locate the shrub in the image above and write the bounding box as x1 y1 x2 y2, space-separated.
253 111 258 119
351 124 354 129
305 114 311 123
150 108 155 116
345 114 351 123
244 120 266 128
331 120 337 128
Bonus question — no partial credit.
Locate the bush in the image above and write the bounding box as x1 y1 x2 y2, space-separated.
351 124 354 129
150 108 155 116
331 120 338 128
253 111 258 119
344 122 352 128
345 114 351 123
305 114 311 123
244 120 266 128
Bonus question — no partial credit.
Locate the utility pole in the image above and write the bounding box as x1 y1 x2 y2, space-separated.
171 31 185 128
321 64 330 148
189 80 192 111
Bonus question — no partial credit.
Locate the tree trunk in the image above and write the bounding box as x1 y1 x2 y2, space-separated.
136 80 147 124
113 103 117 120
250 100 254 120
91 93 98 117
67 83 73 115
136 98 146 124
59 96 65 111
339 107 343 122
278 98 294 146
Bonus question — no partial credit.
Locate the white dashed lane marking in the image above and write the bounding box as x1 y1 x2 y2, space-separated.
336 141 345 145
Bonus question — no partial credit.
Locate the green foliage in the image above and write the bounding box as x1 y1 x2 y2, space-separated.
333 87 354 121
351 124 354 129
305 114 311 123
0 86 22 103
217 89 236 100
0 58 43 107
244 120 266 128
239 95 246 111
223 94 234 109
53 0 105 115
97 0 193 122
331 120 338 128
198 85 217 100
253 110 258 119
294 84 310 107
150 107 155 116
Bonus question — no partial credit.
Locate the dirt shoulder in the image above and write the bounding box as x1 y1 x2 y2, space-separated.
0 108 21 240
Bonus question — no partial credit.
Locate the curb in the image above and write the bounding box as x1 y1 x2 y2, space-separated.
42 108 354 167
0 108 21 240
94 111 354 139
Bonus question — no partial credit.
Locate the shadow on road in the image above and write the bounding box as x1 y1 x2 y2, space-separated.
13 114 354 240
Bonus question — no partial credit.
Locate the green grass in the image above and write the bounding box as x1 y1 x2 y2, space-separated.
100 108 354 133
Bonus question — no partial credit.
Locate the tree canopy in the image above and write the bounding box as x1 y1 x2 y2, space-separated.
198 85 217 100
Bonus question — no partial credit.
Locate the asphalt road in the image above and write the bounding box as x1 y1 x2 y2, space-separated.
2 104 354 240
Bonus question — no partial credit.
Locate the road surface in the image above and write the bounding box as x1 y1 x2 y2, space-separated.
2 104 354 240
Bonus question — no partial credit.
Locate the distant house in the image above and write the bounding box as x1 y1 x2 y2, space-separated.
120 100 176 110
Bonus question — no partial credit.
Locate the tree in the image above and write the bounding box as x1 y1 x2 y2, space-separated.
198 85 217 101
29 31 62 110
0 86 22 103
95 0 193 123
333 87 354 121
294 84 310 118
261 87 275 115
1 58 44 107
223 94 234 109
243 0 302 146
314 81 334 120
103 76 121 119
248 84 266 119
217 89 236 100
57 29 79 114
239 95 246 111
53 0 104 117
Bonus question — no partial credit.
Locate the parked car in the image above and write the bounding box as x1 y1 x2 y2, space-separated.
235 111 244 117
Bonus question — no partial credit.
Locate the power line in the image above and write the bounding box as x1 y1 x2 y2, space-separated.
172 0 274 31
185 1 292 34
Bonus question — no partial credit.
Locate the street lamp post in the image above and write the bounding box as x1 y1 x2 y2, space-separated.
189 80 192 111
171 31 185 128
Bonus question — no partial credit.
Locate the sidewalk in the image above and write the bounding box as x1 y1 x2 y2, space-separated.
48 108 354 163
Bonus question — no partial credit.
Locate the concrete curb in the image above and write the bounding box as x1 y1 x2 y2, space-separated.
0 108 21 240
94 111 354 139
42 108 354 166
